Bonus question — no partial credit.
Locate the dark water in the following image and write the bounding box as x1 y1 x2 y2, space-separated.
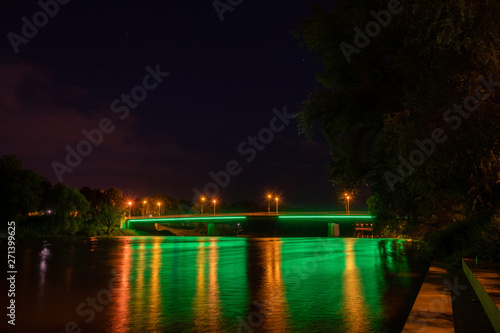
11 237 427 332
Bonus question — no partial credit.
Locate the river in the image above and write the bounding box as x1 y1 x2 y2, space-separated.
13 237 427 332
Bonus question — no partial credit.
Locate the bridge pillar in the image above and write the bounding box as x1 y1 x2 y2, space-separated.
328 222 340 237
207 223 233 236
207 223 219 236
121 217 128 229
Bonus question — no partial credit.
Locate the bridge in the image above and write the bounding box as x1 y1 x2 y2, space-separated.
124 212 374 236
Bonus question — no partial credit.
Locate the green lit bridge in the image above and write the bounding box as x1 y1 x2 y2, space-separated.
123 212 375 237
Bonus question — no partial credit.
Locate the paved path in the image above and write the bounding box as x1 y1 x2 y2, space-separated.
403 263 454 332
403 260 498 332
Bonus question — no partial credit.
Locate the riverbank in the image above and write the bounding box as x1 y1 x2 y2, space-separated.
105 228 143 236
12 227 143 239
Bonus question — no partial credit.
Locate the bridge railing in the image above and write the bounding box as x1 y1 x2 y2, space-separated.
127 211 372 220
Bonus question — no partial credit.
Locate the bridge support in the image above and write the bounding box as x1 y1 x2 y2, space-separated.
328 222 340 237
207 223 219 236
207 223 233 236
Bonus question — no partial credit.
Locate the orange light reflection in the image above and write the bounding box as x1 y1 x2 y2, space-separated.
193 241 221 331
111 238 131 332
342 239 368 331
258 240 288 331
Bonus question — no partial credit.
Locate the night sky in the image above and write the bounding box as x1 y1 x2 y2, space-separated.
1 0 364 211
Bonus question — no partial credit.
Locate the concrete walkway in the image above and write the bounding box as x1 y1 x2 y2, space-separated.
403 263 454 332
403 260 499 332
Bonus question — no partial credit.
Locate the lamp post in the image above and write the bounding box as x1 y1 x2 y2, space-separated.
128 201 132 218
213 199 217 216
142 200 147 217
201 197 205 215
267 194 272 214
275 197 279 215
157 202 161 216
344 193 350 215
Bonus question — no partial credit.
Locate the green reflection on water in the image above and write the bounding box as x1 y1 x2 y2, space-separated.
107 237 418 332
281 238 348 332
111 237 249 332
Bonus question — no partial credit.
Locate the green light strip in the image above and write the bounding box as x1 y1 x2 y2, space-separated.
128 216 247 223
278 215 373 219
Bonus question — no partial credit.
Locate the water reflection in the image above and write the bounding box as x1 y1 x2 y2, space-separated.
111 237 131 332
342 238 368 331
149 238 162 328
136 241 147 329
17 237 427 332
193 241 207 329
377 239 421 327
246 238 289 332
208 242 221 331
38 243 51 287
193 240 221 331
62 245 75 293
260 239 288 331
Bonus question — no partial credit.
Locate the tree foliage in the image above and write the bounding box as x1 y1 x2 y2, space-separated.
42 183 90 235
0 155 49 222
80 187 126 234
295 0 500 253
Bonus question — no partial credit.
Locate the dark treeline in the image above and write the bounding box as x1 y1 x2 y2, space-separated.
295 0 500 261
0 155 291 237
0 155 186 237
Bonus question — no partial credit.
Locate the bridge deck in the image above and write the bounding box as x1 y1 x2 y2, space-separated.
124 212 374 228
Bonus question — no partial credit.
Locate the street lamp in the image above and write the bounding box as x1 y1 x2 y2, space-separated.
201 197 205 215
157 202 161 216
142 200 147 217
267 194 272 214
275 197 279 215
128 201 132 218
213 199 217 216
344 193 350 215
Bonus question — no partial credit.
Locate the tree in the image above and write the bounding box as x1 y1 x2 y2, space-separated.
295 0 500 244
99 204 123 234
42 183 90 235
80 187 126 234
0 155 49 222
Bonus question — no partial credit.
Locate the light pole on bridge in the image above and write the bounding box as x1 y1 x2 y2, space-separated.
275 197 279 215
344 193 350 215
267 194 272 214
213 199 217 215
